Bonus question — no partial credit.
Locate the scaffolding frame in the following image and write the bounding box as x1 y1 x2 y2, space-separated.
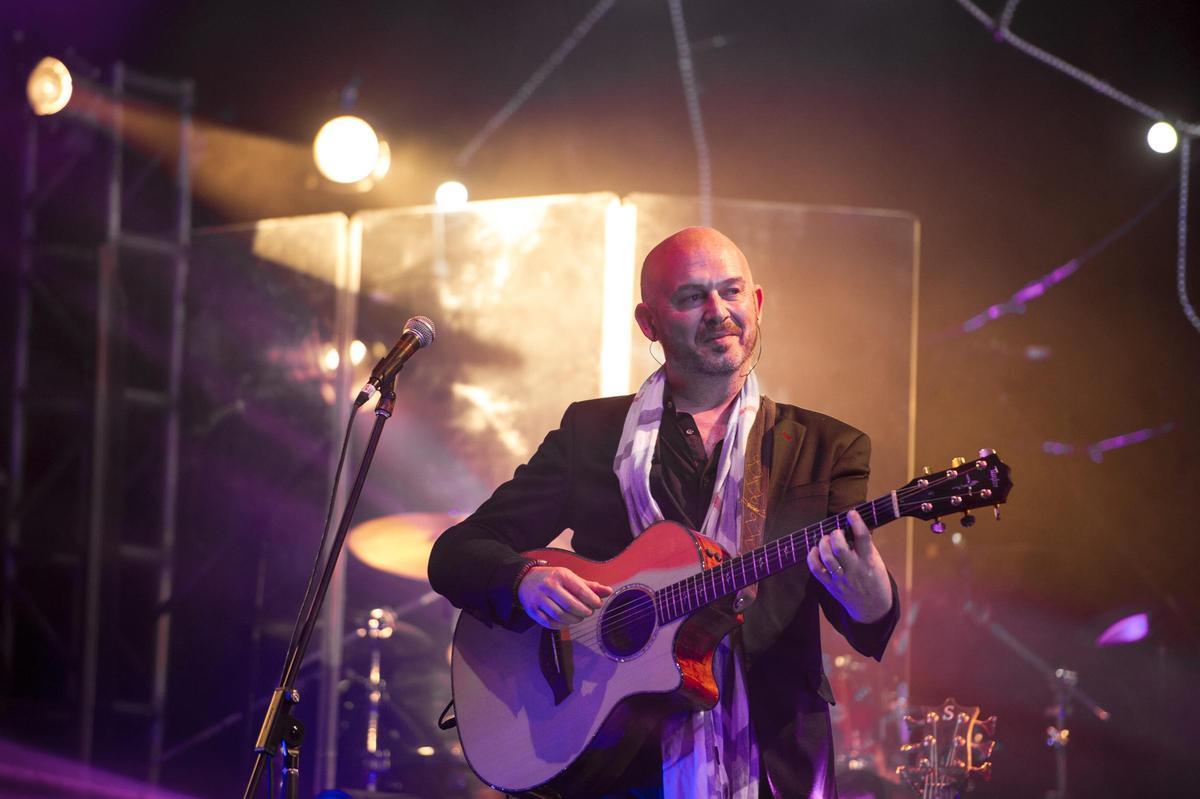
3 61 193 783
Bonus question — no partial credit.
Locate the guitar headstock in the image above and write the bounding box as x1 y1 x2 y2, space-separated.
899 450 1012 531
898 698 997 797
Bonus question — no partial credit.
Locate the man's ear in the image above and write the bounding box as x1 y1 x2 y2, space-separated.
754 285 764 319
634 303 657 341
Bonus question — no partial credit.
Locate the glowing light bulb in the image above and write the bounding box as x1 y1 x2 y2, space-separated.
322 347 340 371
313 116 382 184
27 57 73 116
435 180 469 211
349 339 367 365
1147 121 1178 154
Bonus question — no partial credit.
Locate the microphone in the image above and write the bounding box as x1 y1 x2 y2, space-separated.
354 316 436 406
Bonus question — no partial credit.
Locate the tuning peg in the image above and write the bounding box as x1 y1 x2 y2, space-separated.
993 505 1001 521
960 512 976 528
930 518 946 534
922 466 930 475
978 448 994 458
950 456 967 468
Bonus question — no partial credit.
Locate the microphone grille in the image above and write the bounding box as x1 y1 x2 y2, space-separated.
404 315 436 348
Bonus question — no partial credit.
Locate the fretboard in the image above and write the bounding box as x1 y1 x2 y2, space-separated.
654 492 901 624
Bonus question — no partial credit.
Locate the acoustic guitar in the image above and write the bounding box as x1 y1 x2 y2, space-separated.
449 451 1013 797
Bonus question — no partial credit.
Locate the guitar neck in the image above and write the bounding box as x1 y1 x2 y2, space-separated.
654 492 901 624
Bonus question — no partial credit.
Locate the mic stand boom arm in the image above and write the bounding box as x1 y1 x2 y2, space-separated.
242 376 399 799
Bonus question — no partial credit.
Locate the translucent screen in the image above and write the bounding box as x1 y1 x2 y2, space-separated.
352 193 617 517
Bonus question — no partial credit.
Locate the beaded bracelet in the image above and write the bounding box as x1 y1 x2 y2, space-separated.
512 558 549 609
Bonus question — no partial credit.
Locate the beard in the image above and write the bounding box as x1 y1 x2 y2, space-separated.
663 318 760 376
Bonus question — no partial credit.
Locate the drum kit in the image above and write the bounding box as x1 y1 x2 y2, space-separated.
336 512 502 799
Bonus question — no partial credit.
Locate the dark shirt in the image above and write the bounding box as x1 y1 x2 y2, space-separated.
651 394 724 530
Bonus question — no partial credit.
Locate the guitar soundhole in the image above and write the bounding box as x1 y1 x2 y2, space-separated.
599 586 656 660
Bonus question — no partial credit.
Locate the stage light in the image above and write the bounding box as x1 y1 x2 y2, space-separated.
349 339 367 365
27 56 73 116
1095 612 1149 646
322 346 340 371
435 180 469 210
1147 121 1178 154
313 115 383 184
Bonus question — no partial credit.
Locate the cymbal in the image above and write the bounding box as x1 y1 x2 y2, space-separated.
346 512 462 580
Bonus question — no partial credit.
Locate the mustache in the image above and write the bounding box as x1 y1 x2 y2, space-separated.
698 320 744 342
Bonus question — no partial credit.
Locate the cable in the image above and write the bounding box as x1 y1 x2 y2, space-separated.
949 0 1200 335
667 0 713 227
284 405 359 666
952 0 1170 123
959 181 1175 333
455 0 621 168
1178 137 1200 333
996 0 1024 35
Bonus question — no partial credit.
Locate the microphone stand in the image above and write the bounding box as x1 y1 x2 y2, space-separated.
963 601 1110 799
242 376 399 799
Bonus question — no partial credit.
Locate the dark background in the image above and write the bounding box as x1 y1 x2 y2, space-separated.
2 1 1199 797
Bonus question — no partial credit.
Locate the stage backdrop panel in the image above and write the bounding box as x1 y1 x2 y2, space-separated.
351 193 626 519
170 213 349 798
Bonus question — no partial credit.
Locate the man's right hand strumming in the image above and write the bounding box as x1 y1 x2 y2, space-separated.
517 566 613 630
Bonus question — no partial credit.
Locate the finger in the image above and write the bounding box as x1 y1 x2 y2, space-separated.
528 606 558 630
847 510 875 558
549 587 594 618
809 544 836 586
562 577 605 610
587 580 615 598
818 537 844 577
828 527 853 563
540 598 583 626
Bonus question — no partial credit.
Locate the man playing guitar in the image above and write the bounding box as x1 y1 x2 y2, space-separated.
429 227 900 798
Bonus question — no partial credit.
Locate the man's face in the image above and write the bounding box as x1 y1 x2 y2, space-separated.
636 229 764 377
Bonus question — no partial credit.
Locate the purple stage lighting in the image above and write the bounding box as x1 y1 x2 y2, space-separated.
1095 612 1150 647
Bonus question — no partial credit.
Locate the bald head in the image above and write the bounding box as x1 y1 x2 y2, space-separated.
640 227 752 304
634 227 763 382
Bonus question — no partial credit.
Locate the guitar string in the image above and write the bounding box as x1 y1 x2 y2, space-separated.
564 468 991 646
564 467 996 648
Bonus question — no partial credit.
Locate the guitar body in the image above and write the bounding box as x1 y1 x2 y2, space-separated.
450 521 740 797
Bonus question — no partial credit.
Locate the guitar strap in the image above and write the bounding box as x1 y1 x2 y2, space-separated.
734 395 775 612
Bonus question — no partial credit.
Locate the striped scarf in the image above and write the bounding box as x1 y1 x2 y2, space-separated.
613 368 761 799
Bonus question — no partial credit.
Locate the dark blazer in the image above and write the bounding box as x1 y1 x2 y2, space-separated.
428 394 900 797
